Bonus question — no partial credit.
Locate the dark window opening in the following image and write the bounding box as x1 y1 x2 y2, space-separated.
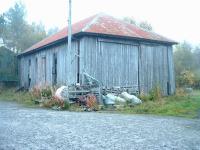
77 42 80 83
35 57 38 83
167 82 171 95
29 59 31 66
28 59 31 87
52 53 57 85
42 56 46 82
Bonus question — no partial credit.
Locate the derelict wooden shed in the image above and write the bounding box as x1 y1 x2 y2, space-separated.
18 14 177 95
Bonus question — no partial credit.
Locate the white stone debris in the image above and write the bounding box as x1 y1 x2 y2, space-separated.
55 86 69 101
120 92 142 105
104 94 116 105
115 96 126 103
104 92 141 105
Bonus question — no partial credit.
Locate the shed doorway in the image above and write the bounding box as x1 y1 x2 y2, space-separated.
52 53 57 85
28 59 31 88
99 41 139 87
41 56 46 84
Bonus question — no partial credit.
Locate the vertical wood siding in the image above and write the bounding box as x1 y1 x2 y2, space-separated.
167 46 176 94
19 41 78 88
80 36 175 95
139 43 175 95
80 37 139 87
19 35 175 95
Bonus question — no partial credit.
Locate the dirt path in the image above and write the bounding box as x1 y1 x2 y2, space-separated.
0 101 200 150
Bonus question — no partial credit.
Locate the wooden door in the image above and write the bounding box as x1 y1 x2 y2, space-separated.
99 42 139 87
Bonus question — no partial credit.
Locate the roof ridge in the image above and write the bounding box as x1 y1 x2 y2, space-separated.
81 13 102 32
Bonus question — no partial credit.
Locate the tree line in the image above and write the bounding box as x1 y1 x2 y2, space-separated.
174 42 200 88
0 2 58 53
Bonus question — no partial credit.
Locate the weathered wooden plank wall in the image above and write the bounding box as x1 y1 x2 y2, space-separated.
167 46 176 94
139 43 175 95
19 35 175 95
79 37 139 87
19 41 78 88
80 36 175 95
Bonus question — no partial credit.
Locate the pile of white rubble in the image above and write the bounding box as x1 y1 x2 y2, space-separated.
103 92 142 105
54 86 142 106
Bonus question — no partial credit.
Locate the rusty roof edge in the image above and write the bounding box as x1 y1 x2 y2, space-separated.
145 30 178 44
78 32 178 45
20 14 97 55
17 37 68 57
18 31 177 57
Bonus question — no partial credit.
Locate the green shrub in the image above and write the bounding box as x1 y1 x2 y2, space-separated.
149 86 162 101
63 101 70 110
41 87 52 99
138 94 150 102
139 86 162 102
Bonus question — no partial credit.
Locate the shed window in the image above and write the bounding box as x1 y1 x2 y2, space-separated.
52 53 57 85
29 59 31 66
42 56 46 82
28 59 31 87
35 57 38 82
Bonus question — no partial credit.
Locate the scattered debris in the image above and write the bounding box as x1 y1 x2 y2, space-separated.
77 94 98 111
103 94 116 105
115 96 126 103
120 92 142 105
31 73 142 111
55 86 69 101
103 92 142 106
83 72 101 87
85 94 98 111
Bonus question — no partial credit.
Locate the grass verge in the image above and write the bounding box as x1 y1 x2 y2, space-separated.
0 88 200 118
0 88 36 107
116 91 200 118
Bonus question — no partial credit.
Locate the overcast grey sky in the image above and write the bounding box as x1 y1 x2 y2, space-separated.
1 0 200 46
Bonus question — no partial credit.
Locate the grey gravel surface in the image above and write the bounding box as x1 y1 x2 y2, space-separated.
0 101 200 150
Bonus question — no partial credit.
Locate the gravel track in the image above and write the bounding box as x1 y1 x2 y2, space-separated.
0 101 200 150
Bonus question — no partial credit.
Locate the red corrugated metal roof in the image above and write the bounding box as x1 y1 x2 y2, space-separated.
23 13 176 54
